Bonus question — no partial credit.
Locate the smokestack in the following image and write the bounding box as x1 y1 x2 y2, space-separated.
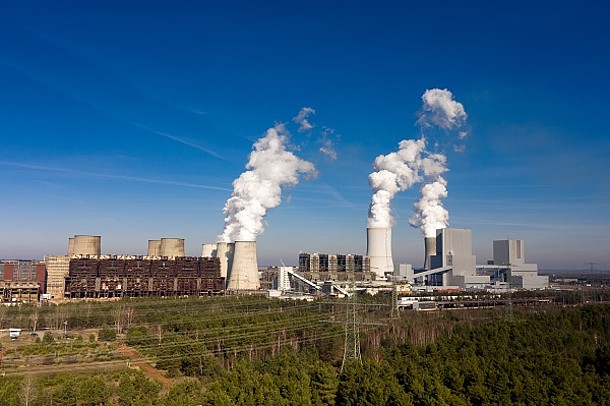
201 243 217 258
159 238 185 257
423 237 437 270
147 240 161 257
366 227 394 279
215 242 234 280
227 241 259 290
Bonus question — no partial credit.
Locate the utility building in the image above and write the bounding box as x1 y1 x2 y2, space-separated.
430 228 490 288
492 240 548 289
298 253 373 282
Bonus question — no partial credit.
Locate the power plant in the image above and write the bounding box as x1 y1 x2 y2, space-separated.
3 93 554 303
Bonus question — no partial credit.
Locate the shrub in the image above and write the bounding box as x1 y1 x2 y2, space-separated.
98 327 117 341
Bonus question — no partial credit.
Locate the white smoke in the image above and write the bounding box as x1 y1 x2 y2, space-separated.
417 88 467 130
293 107 316 132
219 124 316 242
410 88 468 237
367 138 426 228
410 178 449 238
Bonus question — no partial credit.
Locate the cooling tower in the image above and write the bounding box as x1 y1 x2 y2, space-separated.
67 237 75 256
366 227 394 279
215 242 234 280
147 240 161 257
159 238 185 257
72 235 101 257
423 237 437 271
201 243 217 258
227 240 259 290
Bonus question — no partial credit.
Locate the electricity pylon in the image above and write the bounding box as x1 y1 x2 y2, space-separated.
390 277 400 319
341 272 362 373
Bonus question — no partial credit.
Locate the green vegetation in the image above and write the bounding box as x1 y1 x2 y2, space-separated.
1 295 610 405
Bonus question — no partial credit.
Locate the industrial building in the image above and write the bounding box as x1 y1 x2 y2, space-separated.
44 255 70 299
405 228 548 290
0 260 46 303
485 239 549 289
407 228 490 288
298 252 373 282
0 280 41 303
65 256 224 298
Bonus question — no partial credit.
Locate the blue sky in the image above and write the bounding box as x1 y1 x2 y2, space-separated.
1 1 609 270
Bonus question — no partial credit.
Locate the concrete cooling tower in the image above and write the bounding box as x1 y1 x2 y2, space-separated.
159 238 185 257
72 235 101 257
366 227 394 279
215 242 234 280
67 237 75 256
227 240 259 290
201 243 217 258
147 240 161 257
423 237 437 271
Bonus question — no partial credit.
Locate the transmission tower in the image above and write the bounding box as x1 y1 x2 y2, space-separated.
504 281 513 321
341 272 362 373
390 277 400 320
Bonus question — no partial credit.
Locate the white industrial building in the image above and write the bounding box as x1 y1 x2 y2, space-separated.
489 239 548 289
405 228 548 290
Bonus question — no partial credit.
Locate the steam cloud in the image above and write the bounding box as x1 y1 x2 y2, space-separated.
367 138 426 228
367 88 468 237
293 107 316 132
417 88 467 130
410 88 468 237
219 123 316 242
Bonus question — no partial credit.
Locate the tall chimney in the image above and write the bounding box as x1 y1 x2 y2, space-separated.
366 227 394 279
423 237 437 271
227 241 259 290
201 243 217 258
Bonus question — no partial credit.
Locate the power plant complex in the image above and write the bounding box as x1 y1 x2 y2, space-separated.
1 91 552 302
1 222 548 304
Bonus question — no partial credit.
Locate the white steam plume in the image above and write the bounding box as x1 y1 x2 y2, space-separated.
409 178 449 238
367 138 426 228
219 124 316 242
410 88 468 237
417 88 467 130
293 107 316 132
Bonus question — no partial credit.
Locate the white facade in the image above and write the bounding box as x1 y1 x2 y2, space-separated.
44 255 70 299
493 239 547 289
